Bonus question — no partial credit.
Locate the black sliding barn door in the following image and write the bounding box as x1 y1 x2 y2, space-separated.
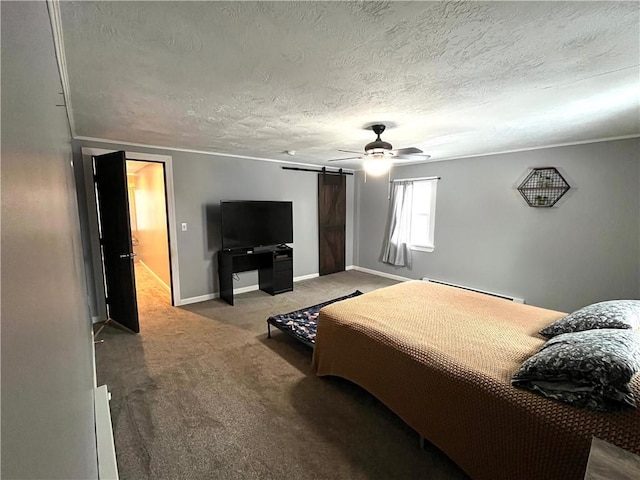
318 173 346 276
94 151 139 333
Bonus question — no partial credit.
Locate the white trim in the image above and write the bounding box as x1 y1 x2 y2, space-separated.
431 134 640 163
234 284 260 295
125 151 171 163
82 147 181 306
75 134 638 171
352 266 413 282
293 272 320 282
410 245 434 253
95 385 119 480
231 272 319 295
392 175 440 182
139 261 171 293
179 272 320 305
157 152 179 304
179 288 264 306
81 147 172 163
46 0 76 136
179 293 217 306
346 265 355 270
81 147 113 157
91 330 98 388
75 136 355 172
232 272 321 294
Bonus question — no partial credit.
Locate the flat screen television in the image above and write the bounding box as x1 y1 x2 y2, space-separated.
220 200 293 250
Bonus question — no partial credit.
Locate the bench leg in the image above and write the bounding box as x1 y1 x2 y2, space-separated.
267 323 271 339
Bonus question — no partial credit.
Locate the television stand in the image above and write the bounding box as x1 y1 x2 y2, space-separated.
252 245 277 253
217 246 293 306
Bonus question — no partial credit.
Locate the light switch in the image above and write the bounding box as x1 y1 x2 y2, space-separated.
181 223 188 231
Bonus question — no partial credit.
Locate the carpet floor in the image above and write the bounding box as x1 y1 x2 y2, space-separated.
95 265 469 479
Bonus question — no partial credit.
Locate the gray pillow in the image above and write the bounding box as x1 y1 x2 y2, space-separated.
512 329 640 411
539 300 640 339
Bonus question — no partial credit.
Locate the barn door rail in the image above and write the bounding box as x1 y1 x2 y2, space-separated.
282 166 353 175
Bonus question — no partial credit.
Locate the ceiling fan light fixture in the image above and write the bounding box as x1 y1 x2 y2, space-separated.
365 124 393 152
367 148 394 158
329 123 427 175
365 139 393 152
363 158 392 176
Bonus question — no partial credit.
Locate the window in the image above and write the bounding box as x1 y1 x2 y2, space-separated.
382 177 439 267
409 179 437 252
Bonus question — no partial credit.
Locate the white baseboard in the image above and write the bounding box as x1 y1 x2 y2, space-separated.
178 293 218 306
178 272 321 305
95 385 118 480
294 272 319 282
233 284 260 295
230 272 320 295
139 261 171 293
351 265 413 282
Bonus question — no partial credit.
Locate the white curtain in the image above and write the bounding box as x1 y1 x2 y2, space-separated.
382 180 414 266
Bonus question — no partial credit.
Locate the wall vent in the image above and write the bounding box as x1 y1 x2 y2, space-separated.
422 278 525 304
95 385 119 479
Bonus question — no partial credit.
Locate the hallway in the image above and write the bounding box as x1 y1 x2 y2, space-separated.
134 263 171 316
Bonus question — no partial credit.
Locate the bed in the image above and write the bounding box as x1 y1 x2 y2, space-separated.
311 281 640 480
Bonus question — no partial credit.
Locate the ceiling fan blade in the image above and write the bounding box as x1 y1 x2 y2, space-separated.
338 149 363 154
394 154 431 162
327 156 361 162
392 147 423 156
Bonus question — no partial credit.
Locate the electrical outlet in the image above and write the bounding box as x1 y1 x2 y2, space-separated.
181 223 188 231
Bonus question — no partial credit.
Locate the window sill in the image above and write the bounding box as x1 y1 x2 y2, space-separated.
410 245 434 253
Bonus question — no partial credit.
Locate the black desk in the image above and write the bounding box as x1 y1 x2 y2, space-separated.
218 247 293 305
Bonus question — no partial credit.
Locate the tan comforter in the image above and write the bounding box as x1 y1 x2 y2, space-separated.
312 281 640 480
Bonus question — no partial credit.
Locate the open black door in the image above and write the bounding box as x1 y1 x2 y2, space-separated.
94 151 139 333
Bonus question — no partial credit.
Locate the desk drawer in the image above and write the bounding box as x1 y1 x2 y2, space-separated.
273 259 292 272
274 270 293 292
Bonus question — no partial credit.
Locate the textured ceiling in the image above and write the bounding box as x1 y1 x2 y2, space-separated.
60 1 640 167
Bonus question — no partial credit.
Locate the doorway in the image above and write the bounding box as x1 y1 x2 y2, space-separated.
81 147 180 330
126 160 172 306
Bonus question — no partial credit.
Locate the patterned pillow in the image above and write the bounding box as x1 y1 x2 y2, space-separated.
512 329 640 411
539 300 640 339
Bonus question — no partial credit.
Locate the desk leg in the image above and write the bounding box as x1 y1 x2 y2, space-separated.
218 253 234 305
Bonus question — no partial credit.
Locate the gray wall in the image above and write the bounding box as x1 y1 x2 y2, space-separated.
1 2 98 479
356 138 640 312
73 139 355 303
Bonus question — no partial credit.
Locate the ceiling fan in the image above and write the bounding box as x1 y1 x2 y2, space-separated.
328 124 430 176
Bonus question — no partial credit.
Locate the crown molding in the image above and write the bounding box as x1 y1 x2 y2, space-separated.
431 134 640 163
73 135 356 171
47 0 76 136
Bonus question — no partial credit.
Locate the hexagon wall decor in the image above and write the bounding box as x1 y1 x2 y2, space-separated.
517 167 570 207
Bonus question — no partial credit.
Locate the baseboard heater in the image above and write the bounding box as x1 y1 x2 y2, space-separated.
95 385 119 480
422 278 525 304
